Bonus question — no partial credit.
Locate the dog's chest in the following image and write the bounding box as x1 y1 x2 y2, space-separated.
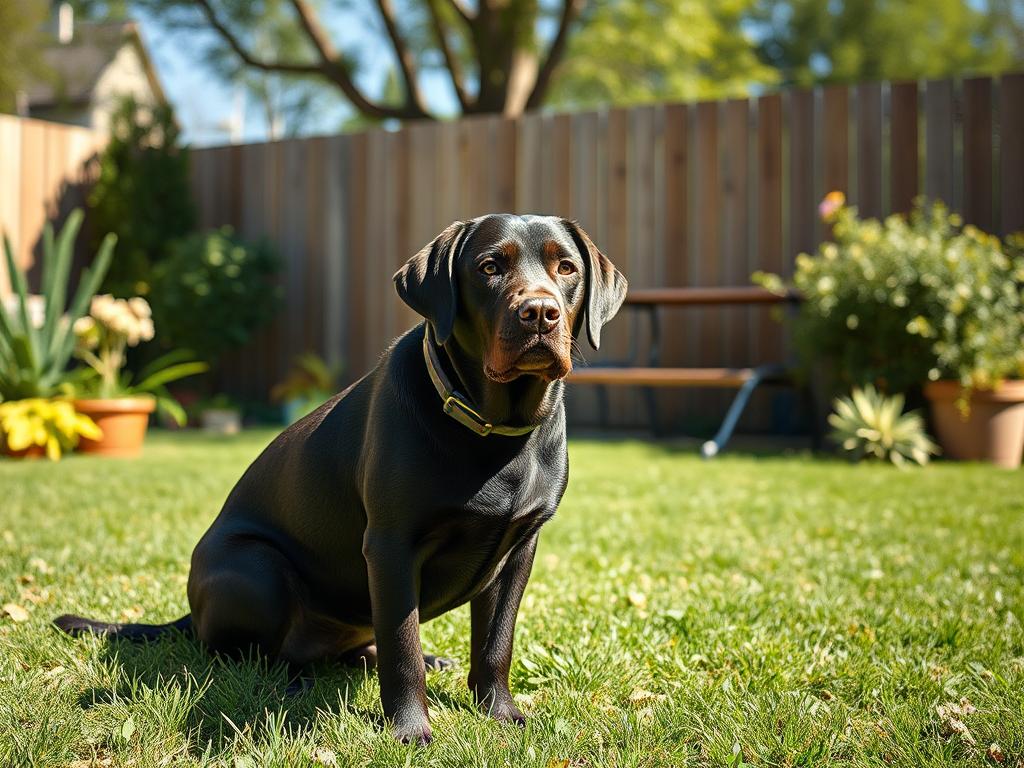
417 449 565 617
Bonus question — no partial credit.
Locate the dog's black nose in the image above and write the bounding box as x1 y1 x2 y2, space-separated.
517 297 560 334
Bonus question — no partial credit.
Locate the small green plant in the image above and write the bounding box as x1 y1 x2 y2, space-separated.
828 385 939 467
755 196 1024 398
0 398 101 460
0 210 115 401
271 352 342 422
148 227 281 367
73 295 207 426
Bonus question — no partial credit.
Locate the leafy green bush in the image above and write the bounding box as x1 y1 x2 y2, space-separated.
88 96 195 297
829 385 938 467
148 227 281 366
756 197 1024 396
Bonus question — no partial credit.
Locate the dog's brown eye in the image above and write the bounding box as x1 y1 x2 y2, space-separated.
557 260 577 275
480 261 500 276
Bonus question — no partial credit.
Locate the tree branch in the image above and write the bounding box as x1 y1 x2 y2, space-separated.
525 0 583 110
444 0 474 26
192 0 322 75
373 0 429 115
426 0 471 110
286 0 424 119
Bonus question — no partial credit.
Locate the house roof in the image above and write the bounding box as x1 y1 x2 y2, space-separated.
25 20 167 108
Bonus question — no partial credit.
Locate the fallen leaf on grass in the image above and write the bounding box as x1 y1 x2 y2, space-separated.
3 603 29 622
987 743 1005 764
936 701 976 745
546 760 569 768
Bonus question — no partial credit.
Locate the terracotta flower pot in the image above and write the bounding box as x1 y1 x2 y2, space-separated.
73 397 156 457
924 380 1024 469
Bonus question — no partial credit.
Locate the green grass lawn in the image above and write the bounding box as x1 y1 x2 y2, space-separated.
1 431 1022 767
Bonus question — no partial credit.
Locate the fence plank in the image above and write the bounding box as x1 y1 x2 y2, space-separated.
962 77 993 232
1000 73 1024 235
925 78 955 206
346 132 369 379
890 80 920 214
0 117 23 292
694 101 720 379
856 82 883 218
823 85 850 197
722 98 750 372
323 135 348 372
789 89 817 259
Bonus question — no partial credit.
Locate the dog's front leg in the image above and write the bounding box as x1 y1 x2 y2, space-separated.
468 532 539 725
363 530 431 744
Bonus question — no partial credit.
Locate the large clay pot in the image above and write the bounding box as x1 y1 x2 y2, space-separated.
924 380 1024 469
74 397 156 457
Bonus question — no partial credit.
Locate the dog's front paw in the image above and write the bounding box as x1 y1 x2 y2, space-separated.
390 710 432 745
486 699 526 726
472 683 526 726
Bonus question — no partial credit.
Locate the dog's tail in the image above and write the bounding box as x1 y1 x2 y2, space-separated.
53 613 192 641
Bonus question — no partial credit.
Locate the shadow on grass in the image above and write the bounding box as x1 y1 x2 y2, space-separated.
80 630 390 751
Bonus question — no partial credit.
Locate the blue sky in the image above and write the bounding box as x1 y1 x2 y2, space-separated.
134 6 458 146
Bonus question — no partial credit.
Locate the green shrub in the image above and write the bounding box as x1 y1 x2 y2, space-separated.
756 197 1024 396
88 96 195 297
148 227 281 366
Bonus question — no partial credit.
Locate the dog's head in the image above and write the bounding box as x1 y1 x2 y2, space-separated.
395 214 627 383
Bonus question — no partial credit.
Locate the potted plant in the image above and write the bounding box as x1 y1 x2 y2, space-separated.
756 196 1024 468
0 398 101 460
71 295 207 456
196 394 243 435
1 210 115 459
271 352 342 424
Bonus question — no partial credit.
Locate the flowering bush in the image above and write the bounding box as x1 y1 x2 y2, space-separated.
73 294 206 424
755 196 1024 397
0 398 101 460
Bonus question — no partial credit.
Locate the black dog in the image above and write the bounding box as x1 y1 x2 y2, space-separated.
55 214 627 743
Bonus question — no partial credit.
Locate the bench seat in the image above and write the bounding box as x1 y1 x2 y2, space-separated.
570 367 760 388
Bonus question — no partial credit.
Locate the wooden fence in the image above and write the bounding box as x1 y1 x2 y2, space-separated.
0 114 104 294
3 73 1023 431
191 72 1024 431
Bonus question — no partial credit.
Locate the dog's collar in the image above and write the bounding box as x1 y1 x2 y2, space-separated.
422 326 537 438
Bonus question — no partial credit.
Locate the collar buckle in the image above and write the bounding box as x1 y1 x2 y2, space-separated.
443 394 494 435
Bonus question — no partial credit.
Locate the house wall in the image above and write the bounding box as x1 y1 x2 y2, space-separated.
89 42 160 134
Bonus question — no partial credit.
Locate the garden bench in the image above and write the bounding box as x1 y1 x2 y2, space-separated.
569 286 803 457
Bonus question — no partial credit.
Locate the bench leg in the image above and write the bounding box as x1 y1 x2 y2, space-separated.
702 366 783 459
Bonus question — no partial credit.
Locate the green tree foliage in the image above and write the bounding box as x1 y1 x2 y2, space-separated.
750 0 1022 87
88 96 195 297
548 0 776 107
0 0 50 113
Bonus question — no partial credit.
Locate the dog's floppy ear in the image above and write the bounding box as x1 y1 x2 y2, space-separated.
394 221 469 344
562 220 627 350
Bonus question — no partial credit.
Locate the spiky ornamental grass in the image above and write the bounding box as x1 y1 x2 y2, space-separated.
829 385 939 467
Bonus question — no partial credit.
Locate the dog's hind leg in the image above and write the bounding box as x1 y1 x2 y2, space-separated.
188 540 299 662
